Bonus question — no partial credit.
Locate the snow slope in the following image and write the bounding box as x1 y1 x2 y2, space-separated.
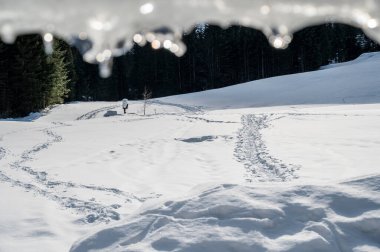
1 53 380 252
160 52 380 109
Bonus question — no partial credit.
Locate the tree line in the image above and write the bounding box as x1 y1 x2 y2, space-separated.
0 35 72 117
0 23 379 118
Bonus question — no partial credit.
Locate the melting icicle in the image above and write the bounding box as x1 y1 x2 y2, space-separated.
0 24 16 44
132 30 187 57
96 49 113 78
99 59 112 78
163 40 172 49
172 41 186 57
133 33 145 46
43 33 54 55
269 34 292 49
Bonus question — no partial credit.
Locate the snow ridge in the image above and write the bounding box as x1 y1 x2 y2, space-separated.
235 114 299 182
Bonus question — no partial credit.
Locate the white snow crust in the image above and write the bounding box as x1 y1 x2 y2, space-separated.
1 53 380 251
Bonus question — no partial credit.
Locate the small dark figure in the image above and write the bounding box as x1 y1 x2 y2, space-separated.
122 99 129 114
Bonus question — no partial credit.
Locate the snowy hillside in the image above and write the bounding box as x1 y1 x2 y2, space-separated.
160 52 380 109
1 53 380 252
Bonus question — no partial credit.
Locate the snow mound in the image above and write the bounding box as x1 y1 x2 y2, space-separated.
71 176 380 252
159 52 380 109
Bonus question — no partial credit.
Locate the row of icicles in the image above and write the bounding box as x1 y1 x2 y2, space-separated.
39 30 190 78
3 17 379 78
1 0 379 78
37 29 294 78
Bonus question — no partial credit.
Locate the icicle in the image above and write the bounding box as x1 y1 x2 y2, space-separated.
96 49 113 78
268 27 292 49
172 41 186 57
0 24 16 44
133 31 187 57
99 59 113 78
163 39 172 49
133 33 146 46
43 33 54 55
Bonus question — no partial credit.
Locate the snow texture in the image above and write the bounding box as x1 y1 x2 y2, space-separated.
71 178 380 252
1 53 380 251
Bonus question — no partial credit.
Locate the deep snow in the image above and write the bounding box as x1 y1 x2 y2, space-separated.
1 53 380 252
71 180 380 252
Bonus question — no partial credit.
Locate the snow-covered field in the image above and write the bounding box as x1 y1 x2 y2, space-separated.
1 53 380 252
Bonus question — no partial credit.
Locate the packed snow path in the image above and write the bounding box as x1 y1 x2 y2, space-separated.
235 114 299 182
76 105 120 120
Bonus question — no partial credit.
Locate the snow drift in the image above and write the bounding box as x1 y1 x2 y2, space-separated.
71 176 380 252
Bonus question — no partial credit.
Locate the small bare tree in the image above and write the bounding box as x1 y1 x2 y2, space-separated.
142 86 152 116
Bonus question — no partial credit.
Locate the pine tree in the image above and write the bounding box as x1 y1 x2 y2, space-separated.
61 43 77 102
0 35 71 117
45 39 70 105
9 35 49 116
